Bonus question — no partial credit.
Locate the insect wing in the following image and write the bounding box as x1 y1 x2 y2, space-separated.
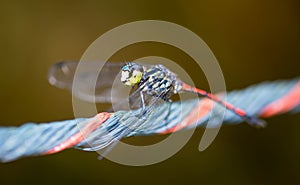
82 87 169 152
48 61 131 103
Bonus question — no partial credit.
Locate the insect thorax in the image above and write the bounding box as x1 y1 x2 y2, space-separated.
139 64 182 98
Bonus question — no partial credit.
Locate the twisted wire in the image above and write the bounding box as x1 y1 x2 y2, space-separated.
0 78 299 162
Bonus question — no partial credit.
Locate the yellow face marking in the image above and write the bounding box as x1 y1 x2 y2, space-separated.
128 70 142 85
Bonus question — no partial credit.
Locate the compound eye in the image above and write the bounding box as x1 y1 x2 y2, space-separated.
122 65 129 71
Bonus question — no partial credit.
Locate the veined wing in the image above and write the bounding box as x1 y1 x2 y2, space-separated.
80 85 170 152
48 61 130 103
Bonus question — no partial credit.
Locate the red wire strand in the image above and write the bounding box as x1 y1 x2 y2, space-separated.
44 112 111 154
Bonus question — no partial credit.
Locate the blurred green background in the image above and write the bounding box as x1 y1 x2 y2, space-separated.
0 0 300 184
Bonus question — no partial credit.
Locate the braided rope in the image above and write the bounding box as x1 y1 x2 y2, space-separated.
0 78 299 162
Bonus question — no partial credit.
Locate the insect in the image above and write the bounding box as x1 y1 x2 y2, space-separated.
48 61 265 151
119 62 265 126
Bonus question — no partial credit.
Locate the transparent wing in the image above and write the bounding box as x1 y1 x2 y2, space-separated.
81 86 169 153
49 61 171 153
48 61 131 103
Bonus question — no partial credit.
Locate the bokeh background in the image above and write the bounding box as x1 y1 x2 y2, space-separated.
0 0 300 184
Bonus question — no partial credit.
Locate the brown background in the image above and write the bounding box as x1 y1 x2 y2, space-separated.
0 0 299 184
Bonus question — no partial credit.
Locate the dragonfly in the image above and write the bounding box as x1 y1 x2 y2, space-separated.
48 61 265 151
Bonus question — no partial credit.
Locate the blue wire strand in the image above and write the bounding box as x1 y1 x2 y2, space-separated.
0 78 299 162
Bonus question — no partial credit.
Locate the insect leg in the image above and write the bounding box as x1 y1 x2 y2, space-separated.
140 90 146 110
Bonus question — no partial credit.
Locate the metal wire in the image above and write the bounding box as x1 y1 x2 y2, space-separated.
0 78 300 162
0 119 86 162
